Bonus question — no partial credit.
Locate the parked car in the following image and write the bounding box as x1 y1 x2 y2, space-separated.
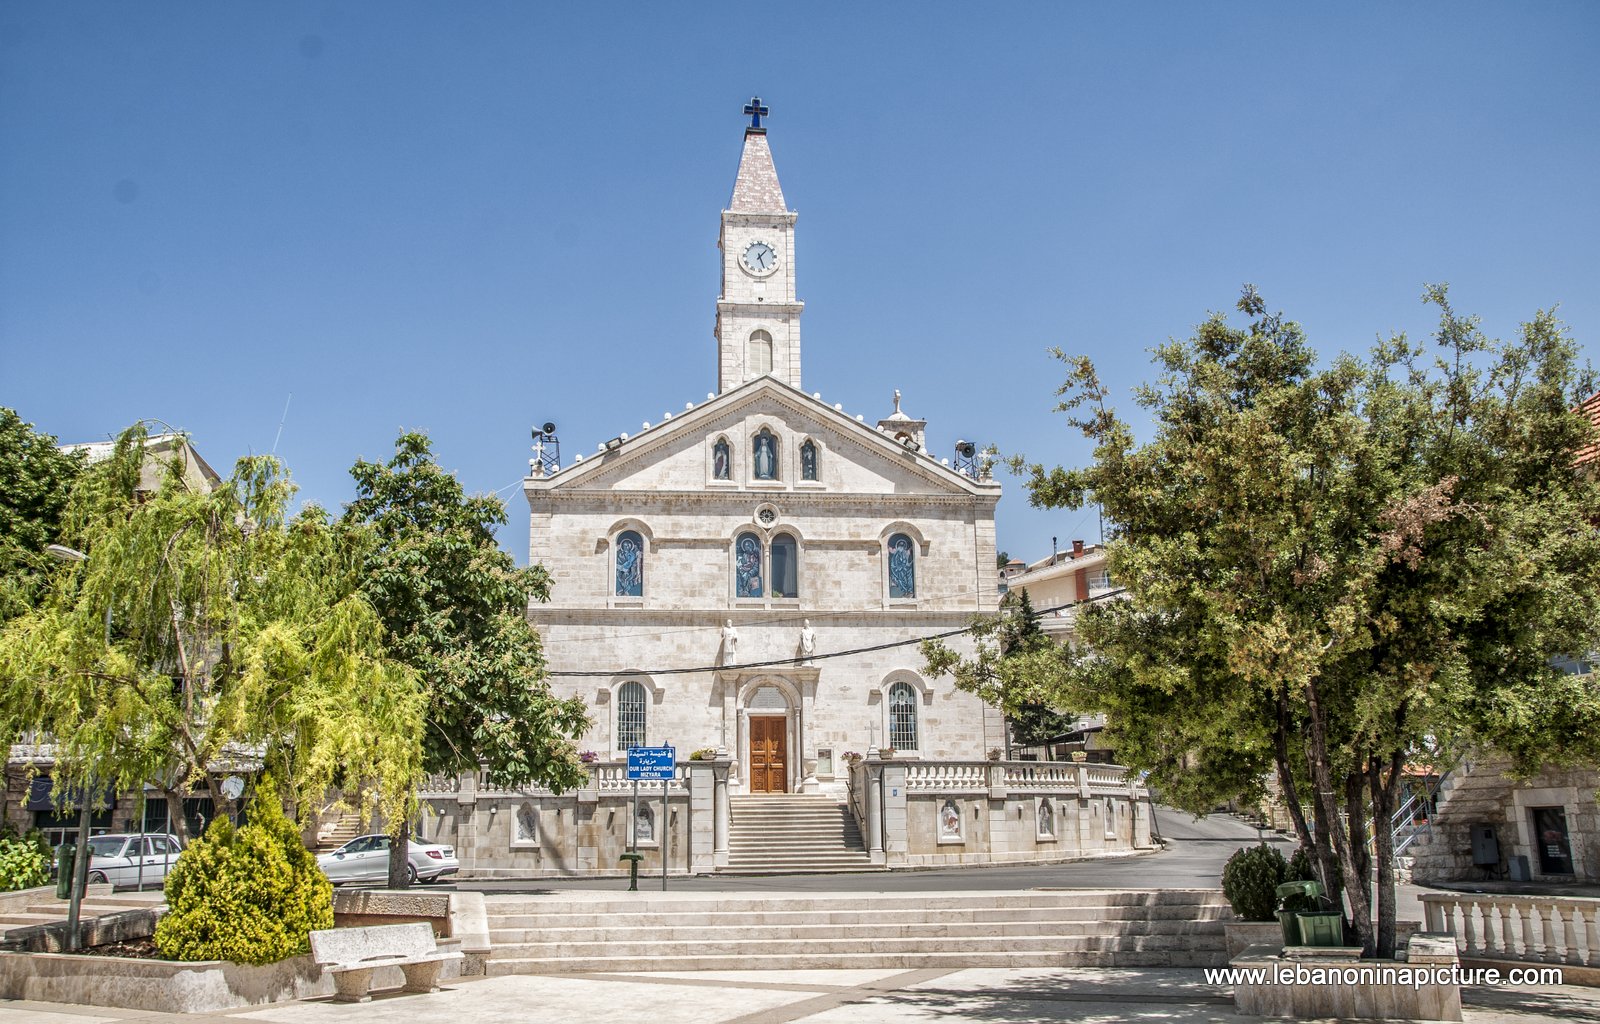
316 834 459 885
81 833 184 888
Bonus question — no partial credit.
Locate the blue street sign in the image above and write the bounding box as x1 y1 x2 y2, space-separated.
627 746 676 780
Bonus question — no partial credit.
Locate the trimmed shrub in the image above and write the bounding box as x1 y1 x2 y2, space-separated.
1221 842 1289 921
154 784 332 964
0 825 52 892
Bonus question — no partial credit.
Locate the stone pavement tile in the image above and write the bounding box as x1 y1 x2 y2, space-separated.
639 970 906 990
0 1009 122 1024
1461 981 1600 1023
232 974 818 1024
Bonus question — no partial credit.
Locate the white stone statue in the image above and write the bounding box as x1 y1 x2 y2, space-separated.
721 619 739 664
799 619 816 663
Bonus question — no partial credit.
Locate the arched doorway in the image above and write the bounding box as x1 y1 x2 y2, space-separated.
744 682 792 794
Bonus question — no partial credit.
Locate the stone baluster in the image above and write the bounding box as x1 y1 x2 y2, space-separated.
1584 902 1600 967
1540 902 1561 963
1559 903 1582 966
1461 901 1481 956
1424 898 1445 934
1521 900 1541 960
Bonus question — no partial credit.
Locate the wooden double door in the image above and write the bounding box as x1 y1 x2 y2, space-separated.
748 715 788 794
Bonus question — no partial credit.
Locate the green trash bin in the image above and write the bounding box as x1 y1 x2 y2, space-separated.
1274 879 1322 946
1296 911 1345 947
55 844 76 900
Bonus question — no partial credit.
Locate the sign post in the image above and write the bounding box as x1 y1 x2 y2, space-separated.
626 746 676 891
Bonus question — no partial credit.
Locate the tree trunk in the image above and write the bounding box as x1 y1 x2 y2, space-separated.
1306 679 1375 954
164 790 189 844
1369 751 1405 959
1271 698 1314 853
387 818 412 888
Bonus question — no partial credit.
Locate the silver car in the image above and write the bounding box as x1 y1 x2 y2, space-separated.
82 833 183 888
316 834 459 885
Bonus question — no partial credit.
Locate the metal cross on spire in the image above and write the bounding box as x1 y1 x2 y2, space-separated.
743 96 769 131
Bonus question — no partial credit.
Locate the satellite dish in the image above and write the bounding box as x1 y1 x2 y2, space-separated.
542 422 557 436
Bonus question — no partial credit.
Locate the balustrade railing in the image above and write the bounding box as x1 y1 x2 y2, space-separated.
1422 893 1600 967
904 762 990 792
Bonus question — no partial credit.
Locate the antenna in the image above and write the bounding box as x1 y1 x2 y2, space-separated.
271 394 293 454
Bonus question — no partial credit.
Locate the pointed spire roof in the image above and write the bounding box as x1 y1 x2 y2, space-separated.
730 129 788 212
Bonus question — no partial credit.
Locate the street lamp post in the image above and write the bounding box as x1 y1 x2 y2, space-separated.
45 543 101 952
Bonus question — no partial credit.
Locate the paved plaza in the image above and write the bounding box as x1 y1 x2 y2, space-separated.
3 966 1598 1024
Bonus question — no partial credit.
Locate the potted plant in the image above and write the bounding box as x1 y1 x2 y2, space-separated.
578 750 599 764
688 748 716 761
841 751 863 768
1221 842 1291 956
986 748 1004 761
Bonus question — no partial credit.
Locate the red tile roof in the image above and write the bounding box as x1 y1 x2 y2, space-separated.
1577 390 1600 467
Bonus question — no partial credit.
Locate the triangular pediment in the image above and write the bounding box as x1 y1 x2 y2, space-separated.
526 377 997 499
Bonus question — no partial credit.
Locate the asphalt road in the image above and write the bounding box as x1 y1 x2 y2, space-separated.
443 807 1284 894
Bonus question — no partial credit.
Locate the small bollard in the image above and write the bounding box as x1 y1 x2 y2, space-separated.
619 852 644 891
55 844 76 900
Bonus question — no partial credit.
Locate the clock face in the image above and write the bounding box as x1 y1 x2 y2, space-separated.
741 241 777 275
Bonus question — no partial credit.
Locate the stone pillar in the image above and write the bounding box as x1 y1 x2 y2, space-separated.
867 768 885 864
882 764 908 864
455 770 478 876
687 761 716 874
800 679 818 793
714 763 731 867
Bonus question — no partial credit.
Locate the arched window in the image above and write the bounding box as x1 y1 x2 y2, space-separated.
887 681 918 750
735 532 764 598
888 533 916 599
712 437 731 480
752 429 778 480
747 330 773 377
615 530 643 597
800 440 818 481
770 534 798 599
617 681 647 750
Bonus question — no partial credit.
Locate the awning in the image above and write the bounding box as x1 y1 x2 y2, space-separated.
24 777 116 812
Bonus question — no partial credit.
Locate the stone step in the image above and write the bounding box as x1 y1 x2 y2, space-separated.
493 918 1227 943
492 931 1226 958
483 891 1227 915
486 905 1231 930
486 948 1227 973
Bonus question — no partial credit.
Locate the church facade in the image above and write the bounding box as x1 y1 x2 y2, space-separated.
524 110 1005 795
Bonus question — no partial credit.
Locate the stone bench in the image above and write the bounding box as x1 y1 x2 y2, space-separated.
309 922 463 1002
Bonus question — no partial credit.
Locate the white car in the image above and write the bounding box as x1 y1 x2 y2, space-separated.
316 834 459 885
81 833 183 888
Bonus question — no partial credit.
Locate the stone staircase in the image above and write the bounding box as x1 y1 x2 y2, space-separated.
483 889 1233 973
0 887 167 952
315 811 365 852
724 794 876 873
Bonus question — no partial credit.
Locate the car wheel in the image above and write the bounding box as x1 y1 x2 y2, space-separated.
406 862 418 885
87 871 107 884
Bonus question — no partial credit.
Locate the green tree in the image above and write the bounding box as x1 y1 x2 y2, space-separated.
930 287 1600 957
0 408 85 625
341 431 590 886
0 427 425 840
923 588 1074 749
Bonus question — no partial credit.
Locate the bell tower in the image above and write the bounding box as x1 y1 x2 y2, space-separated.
716 97 803 393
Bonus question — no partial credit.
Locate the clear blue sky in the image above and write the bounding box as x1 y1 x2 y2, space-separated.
3 2 1597 565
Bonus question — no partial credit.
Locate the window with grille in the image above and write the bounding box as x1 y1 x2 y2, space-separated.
887 682 918 750
617 681 647 750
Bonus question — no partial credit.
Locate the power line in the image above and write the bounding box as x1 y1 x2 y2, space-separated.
543 588 1127 678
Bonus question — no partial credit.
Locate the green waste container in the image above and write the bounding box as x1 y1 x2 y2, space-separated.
55 844 75 900
1296 911 1345 947
1274 879 1322 946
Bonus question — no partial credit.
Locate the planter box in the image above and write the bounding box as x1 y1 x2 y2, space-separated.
1230 933 1462 1021
1224 920 1283 959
